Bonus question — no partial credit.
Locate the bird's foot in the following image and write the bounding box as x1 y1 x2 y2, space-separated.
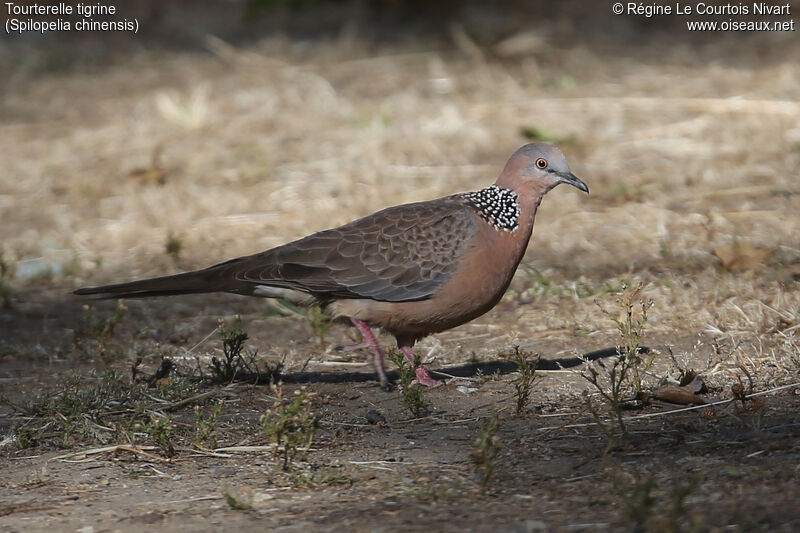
410 365 443 387
399 346 442 387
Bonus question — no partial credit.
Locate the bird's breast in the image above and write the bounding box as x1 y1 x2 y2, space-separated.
330 215 535 341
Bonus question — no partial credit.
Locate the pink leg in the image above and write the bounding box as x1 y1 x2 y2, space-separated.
350 319 389 389
400 346 442 388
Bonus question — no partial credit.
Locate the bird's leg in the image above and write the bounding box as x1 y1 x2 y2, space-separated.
399 346 442 387
349 318 389 390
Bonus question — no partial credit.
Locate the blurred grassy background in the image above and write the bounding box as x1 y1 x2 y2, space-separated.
1 0 798 347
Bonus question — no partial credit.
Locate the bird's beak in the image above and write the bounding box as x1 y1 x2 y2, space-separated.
557 171 589 194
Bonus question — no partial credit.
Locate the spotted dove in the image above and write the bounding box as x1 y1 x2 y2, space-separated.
74 143 588 389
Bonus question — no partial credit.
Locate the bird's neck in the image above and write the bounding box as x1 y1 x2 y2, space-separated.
471 186 546 305
498 183 551 268
515 184 550 235
461 183 550 238
460 185 522 232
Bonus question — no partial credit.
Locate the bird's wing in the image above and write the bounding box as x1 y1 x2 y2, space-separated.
225 198 477 302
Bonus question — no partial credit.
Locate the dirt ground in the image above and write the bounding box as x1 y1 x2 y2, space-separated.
2 4 800 532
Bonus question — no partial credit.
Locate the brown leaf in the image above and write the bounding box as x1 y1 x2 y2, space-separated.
653 384 707 405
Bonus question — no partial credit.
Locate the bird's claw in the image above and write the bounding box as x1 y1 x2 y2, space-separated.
411 367 443 387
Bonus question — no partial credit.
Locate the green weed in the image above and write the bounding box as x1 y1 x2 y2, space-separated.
2 365 213 454
2 371 130 450
165 231 183 264
261 384 319 471
194 402 223 449
470 414 501 493
518 125 576 145
286 465 354 489
511 347 539 415
83 300 127 341
211 316 252 383
618 473 702 533
141 413 175 457
581 282 654 440
306 305 332 346
76 300 128 363
388 349 430 418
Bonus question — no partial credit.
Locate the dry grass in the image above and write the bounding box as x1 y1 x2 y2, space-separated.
1 22 800 532
2 30 798 391
3 38 798 354
1 24 798 424
3 36 799 296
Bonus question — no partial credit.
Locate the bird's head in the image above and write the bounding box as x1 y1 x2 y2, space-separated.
495 143 588 195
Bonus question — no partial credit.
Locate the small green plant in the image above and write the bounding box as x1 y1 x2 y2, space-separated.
222 485 253 511
511 347 539 415
470 415 501 492
2 369 219 452
77 300 128 363
515 265 597 302
618 473 702 533
12 425 42 450
610 183 644 203
388 350 430 418
261 384 319 471
581 282 654 440
518 125 576 145
59 416 77 449
165 232 183 264
610 283 655 392
3 371 131 450
194 402 223 449
623 477 657 528
3 371 129 419
306 306 332 346
284 464 355 489
142 413 175 457
524 267 559 299
314 466 355 487
84 300 127 341
211 316 250 383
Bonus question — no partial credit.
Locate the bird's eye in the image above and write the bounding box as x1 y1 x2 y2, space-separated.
535 158 548 169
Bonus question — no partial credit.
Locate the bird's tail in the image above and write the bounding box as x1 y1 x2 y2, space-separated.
73 261 249 299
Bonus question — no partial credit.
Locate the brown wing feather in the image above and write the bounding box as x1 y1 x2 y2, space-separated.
227 197 477 302
74 197 477 302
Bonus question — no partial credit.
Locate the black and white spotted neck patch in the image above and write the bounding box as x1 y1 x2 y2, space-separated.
461 185 521 232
